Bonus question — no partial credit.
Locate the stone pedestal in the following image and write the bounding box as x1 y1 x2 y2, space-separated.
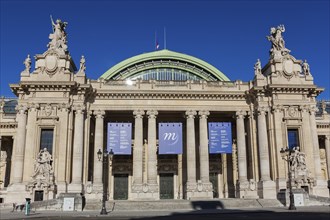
6 183 30 203
130 183 159 200
276 178 287 191
258 180 276 199
312 179 329 196
185 181 213 200
58 193 83 211
68 183 83 193
56 182 68 194
277 188 309 207
237 180 258 199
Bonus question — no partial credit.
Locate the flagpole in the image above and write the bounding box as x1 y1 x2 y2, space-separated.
164 27 166 49
155 31 156 50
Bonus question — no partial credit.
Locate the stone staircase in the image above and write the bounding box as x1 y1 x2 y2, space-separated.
2 196 329 212
84 199 283 211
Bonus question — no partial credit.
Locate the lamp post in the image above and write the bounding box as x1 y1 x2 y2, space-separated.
97 148 114 215
280 147 297 210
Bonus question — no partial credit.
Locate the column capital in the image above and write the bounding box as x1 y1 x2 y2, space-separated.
15 104 28 114
299 105 310 113
325 135 330 140
94 109 105 118
272 104 283 113
185 110 197 119
133 109 145 118
235 110 246 119
198 110 210 119
257 106 268 115
147 110 158 118
27 103 39 111
57 103 71 112
309 105 318 115
73 104 85 114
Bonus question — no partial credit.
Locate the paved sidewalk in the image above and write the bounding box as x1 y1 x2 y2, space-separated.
0 206 329 220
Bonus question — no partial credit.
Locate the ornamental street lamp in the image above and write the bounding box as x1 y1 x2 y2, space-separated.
97 148 114 215
280 147 297 210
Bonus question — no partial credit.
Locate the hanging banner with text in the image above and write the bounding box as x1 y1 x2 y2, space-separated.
107 123 132 155
208 122 232 154
158 123 183 154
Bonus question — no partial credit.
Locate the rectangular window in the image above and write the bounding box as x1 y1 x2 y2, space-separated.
287 129 299 149
40 129 54 154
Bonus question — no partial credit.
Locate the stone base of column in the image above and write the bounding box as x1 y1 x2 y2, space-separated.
130 183 159 200
276 178 287 192
6 183 31 203
185 181 213 200
236 180 259 199
257 180 276 199
68 183 83 193
56 182 68 194
311 179 328 196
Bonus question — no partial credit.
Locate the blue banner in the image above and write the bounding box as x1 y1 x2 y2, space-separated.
107 123 132 155
208 122 232 154
158 123 183 154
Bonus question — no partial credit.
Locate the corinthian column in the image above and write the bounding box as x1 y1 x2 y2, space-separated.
257 107 271 181
23 103 39 182
309 107 322 180
257 107 275 199
93 110 105 185
325 135 330 179
69 104 85 192
147 110 158 186
132 110 144 187
185 110 197 199
199 110 210 183
12 105 27 184
236 111 248 181
272 105 286 190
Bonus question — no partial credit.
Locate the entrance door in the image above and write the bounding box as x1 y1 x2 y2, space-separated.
210 172 218 198
34 190 44 201
113 174 128 200
159 173 174 199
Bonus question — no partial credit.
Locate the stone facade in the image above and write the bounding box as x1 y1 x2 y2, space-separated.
0 21 329 204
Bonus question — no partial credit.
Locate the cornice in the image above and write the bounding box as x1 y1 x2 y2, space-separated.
95 91 246 101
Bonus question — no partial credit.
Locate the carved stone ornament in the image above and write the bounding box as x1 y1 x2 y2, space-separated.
142 183 149 193
45 52 59 76
249 179 256 191
283 59 294 79
287 106 297 118
45 104 53 116
26 148 55 194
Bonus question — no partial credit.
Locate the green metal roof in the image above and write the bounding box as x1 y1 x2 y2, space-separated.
100 49 230 81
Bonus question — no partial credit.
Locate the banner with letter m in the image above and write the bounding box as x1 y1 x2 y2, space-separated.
159 123 183 154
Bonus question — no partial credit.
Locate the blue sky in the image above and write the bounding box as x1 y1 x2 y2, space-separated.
1 0 329 99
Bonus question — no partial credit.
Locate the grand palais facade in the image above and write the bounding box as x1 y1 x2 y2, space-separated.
0 20 329 204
